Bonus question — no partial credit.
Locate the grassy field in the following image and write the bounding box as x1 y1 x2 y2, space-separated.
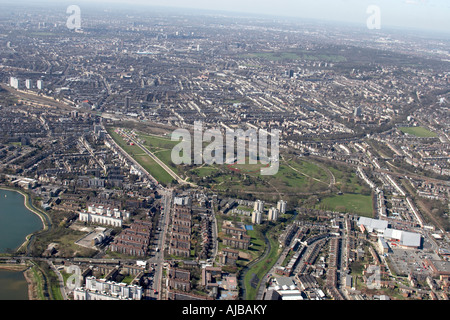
243 234 279 300
399 126 437 138
129 128 333 196
241 50 347 63
316 193 373 217
188 156 331 197
107 128 176 186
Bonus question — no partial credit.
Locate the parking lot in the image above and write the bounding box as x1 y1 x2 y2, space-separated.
387 248 440 276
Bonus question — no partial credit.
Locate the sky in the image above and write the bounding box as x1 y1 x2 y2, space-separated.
11 0 450 34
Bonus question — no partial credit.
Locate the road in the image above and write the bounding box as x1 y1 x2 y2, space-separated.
144 188 173 300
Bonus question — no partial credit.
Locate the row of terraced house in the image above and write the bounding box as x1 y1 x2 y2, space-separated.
109 220 153 257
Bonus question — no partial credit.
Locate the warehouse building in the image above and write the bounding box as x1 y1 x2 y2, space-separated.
358 217 388 233
383 228 422 249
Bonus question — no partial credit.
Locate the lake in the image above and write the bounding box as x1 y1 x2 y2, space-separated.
0 269 29 300
0 188 44 300
0 189 43 253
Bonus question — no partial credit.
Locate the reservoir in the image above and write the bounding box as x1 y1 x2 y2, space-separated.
0 269 29 300
0 188 43 300
0 189 43 253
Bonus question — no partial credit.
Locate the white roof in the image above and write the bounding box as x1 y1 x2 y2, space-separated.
277 290 304 300
383 228 421 247
358 217 388 232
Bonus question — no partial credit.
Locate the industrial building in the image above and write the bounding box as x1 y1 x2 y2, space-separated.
358 217 421 249
383 228 422 249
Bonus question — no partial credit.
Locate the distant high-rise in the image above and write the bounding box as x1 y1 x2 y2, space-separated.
25 79 32 90
37 80 43 90
354 106 362 117
252 210 262 224
254 200 264 212
10 77 19 89
125 96 131 110
268 207 279 221
289 69 294 78
277 200 287 214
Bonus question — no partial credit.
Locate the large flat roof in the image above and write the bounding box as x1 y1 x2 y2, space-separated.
358 217 388 232
383 228 421 248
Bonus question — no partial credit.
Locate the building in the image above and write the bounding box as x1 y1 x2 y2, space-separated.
74 276 142 300
382 228 422 249
268 207 279 221
219 248 239 266
358 217 421 249
277 200 287 214
78 204 130 227
378 236 390 253
168 268 191 292
424 259 450 278
357 217 388 233
37 80 43 90
222 222 247 237
288 69 294 78
223 234 251 250
10 77 19 89
110 220 152 257
252 210 262 224
254 199 264 212
174 196 191 206
169 203 192 258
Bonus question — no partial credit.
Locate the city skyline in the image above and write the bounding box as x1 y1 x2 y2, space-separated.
8 0 450 34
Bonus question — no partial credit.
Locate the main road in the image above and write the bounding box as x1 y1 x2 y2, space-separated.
148 188 173 300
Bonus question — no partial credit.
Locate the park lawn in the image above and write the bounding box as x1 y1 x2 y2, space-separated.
269 164 309 190
138 132 179 152
134 130 333 195
134 154 175 185
399 127 437 138
286 158 330 184
107 128 175 185
137 132 182 175
229 162 268 174
327 165 365 194
317 193 373 217
267 160 329 193
194 166 219 177
155 149 180 173
108 128 145 156
188 155 331 195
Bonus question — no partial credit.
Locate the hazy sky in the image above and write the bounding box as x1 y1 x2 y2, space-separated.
13 0 450 33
